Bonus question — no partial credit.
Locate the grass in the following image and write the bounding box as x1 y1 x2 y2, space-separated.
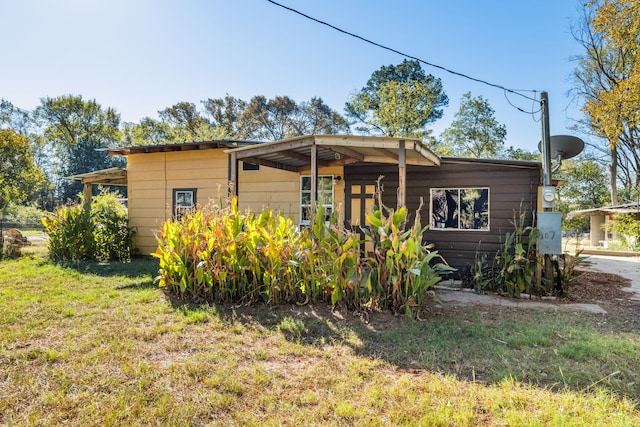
1 255 639 426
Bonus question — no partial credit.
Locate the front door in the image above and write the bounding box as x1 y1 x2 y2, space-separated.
345 183 376 254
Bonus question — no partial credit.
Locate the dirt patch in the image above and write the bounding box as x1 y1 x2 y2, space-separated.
564 269 632 303
565 268 640 331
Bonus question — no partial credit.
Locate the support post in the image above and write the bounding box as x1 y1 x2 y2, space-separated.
398 140 406 209
229 152 238 200
83 182 92 206
311 144 318 219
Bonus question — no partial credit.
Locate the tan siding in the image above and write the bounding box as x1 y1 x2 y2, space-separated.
239 165 344 224
126 149 346 255
126 149 230 255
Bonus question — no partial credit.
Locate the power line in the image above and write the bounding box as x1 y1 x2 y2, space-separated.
266 0 541 108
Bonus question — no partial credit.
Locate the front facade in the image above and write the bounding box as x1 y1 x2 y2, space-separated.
345 159 541 271
106 136 542 274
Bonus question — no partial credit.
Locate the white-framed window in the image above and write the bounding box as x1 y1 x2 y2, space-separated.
173 188 196 219
300 175 334 226
430 188 489 231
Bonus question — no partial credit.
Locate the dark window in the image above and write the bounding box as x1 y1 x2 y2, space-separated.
430 188 489 230
242 162 260 171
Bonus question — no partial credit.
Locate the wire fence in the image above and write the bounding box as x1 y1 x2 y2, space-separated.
0 217 46 234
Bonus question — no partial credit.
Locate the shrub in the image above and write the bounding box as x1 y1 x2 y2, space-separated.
472 209 539 297
154 193 452 317
41 190 135 262
611 214 640 251
362 197 454 316
2 203 45 228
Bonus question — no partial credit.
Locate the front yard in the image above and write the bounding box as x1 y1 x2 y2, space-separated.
1 255 640 425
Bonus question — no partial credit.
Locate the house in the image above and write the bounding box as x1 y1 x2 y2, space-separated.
86 135 542 274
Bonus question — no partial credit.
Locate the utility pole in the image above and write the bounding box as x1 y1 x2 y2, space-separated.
540 91 556 289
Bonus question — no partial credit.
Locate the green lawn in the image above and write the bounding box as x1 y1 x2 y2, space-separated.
1 255 639 426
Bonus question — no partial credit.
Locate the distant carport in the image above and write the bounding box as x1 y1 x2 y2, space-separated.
68 167 128 204
225 134 440 211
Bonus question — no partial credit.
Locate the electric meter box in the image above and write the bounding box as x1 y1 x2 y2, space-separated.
538 211 562 254
541 186 556 209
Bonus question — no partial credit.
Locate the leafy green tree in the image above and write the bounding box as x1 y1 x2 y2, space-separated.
439 92 506 158
158 101 212 141
345 59 448 138
202 95 250 138
34 95 122 202
0 129 50 210
202 95 348 141
557 157 610 232
121 117 179 146
503 146 540 161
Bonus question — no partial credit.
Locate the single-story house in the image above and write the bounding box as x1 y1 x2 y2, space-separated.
567 203 640 247
76 135 542 274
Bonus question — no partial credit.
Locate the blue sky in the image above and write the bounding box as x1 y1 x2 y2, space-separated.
1 0 586 151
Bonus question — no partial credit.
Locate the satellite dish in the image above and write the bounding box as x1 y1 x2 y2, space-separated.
538 135 584 160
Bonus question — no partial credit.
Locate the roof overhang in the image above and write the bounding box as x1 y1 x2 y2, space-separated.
225 134 440 172
107 139 261 156
67 167 128 186
567 204 640 219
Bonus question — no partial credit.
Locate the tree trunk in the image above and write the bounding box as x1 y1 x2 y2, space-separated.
610 144 618 205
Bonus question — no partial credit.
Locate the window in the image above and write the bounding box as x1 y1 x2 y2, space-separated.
173 188 196 219
242 162 260 171
300 175 334 226
430 188 489 230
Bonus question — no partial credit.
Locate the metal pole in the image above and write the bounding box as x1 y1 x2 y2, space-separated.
541 92 552 187
540 91 555 289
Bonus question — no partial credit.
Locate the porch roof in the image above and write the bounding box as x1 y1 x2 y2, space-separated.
225 134 440 172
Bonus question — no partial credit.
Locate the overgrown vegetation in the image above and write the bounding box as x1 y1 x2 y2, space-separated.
41 189 135 262
1 256 639 425
610 214 640 251
154 194 451 316
471 210 540 296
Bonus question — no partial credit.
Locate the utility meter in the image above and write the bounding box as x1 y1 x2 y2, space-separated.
541 186 556 209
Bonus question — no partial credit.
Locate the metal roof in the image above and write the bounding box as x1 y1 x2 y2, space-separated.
567 203 640 219
226 134 440 172
107 139 260 156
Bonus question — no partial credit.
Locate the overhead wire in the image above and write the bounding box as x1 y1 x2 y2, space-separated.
266 0 542 112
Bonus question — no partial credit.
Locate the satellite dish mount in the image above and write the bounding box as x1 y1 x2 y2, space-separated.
538 135 584 172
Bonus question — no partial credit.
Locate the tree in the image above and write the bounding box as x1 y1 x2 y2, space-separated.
0 129 49 210
502 146 540 161
0 99 30 135
202 95 348 141
439 92 507 158
345 59 448 138
34 95 122 202
158 102 215 141
121 117 180 146
571 0 640 204
557 157 610 232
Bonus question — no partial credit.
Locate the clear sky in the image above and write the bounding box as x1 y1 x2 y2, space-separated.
1 0 586 151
